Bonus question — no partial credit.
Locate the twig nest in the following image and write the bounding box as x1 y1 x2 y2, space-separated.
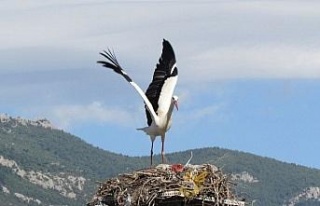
87 164 243 206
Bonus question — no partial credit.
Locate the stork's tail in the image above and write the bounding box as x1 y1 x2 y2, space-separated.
137 127 148 133
137 127 156 142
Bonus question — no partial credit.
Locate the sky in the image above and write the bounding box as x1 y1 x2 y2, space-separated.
1 0 320 169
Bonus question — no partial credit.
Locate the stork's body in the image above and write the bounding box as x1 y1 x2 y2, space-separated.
97 39 178 165
138 95 178 164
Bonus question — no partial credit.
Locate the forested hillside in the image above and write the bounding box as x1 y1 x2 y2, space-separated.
1 115 319 205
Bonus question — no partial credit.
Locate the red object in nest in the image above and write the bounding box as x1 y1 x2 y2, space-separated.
171 164 184 173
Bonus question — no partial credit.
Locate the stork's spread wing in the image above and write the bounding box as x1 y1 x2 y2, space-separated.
97 49 158 122
145 39 178 126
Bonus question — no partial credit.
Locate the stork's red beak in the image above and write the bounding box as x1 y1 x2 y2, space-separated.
174 101 179 111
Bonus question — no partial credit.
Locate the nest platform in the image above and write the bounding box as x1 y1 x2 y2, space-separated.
87 164 245 206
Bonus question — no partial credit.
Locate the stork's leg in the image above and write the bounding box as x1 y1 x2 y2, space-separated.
161 135 166 163
150 137 155 166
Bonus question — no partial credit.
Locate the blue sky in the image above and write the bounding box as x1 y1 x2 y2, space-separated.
1 0 320 169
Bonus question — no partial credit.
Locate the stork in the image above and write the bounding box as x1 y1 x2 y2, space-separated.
97 39 178 165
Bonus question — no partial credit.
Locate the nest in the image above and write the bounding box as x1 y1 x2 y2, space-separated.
87 164 244 206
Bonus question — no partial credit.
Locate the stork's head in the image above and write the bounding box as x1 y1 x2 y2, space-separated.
172 95 179 111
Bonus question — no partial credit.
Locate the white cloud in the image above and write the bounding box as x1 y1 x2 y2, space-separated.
175 104 223 126
184 45 320 81
49 101 136 129
191 105 221 120
2 0 320 79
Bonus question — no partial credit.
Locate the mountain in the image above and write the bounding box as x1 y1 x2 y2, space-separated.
1 114 320 206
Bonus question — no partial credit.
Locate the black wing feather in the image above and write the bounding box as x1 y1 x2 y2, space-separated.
97 49 132 82
145 39 178 125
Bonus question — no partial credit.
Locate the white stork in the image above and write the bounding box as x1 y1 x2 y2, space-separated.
97 39 178 165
